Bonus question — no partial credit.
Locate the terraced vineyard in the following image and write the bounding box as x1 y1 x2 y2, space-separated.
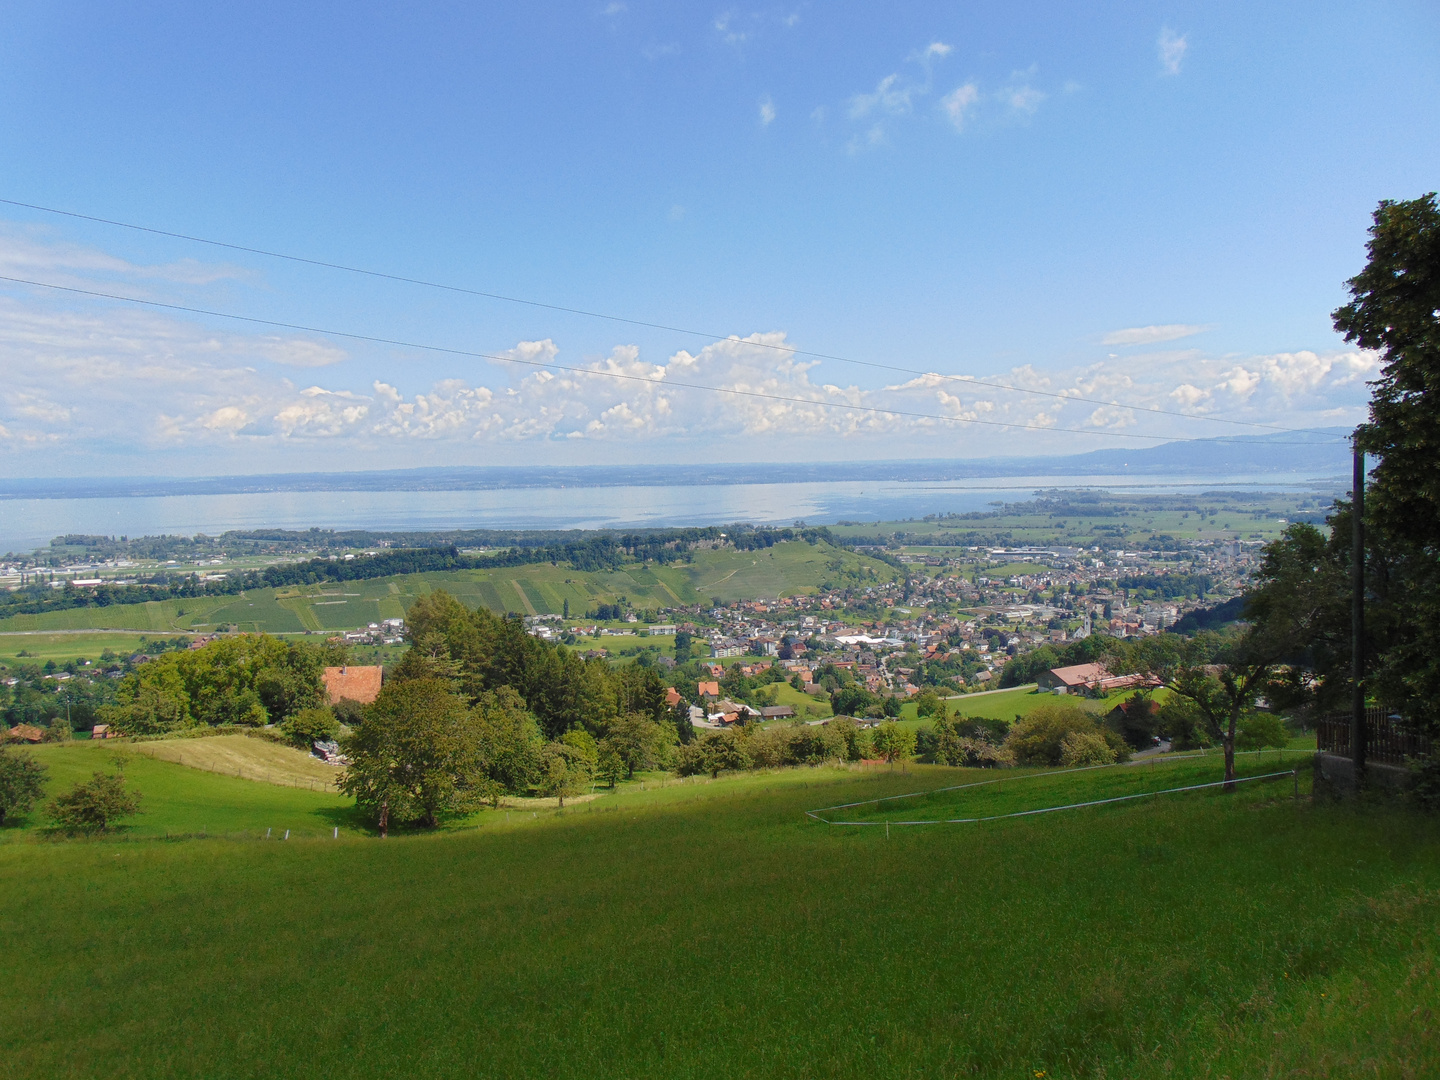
0 540 894 635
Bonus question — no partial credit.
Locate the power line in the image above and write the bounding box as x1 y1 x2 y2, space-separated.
0 272 1345 447
0 195 1328 435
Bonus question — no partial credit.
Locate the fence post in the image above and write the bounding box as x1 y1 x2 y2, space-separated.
1293 769 1298 800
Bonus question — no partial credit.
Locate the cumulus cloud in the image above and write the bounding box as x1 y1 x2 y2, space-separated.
759 97 776 125
0 237 1382 467
1103 323 1205 346
1158 28 1187 75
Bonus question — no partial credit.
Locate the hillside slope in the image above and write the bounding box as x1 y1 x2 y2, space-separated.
0 540 894 634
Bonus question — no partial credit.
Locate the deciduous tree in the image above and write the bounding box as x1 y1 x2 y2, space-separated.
0 747 48 826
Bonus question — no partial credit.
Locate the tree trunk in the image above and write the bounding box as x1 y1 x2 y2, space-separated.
378 800 389 838
557 793 565 808
1222 733 1236 790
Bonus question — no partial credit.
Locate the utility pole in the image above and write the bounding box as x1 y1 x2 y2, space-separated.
1350 440 1366 786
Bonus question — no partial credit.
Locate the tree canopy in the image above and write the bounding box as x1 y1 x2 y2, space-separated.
1335 192 1440 739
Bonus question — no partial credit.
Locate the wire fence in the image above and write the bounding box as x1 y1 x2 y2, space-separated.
806 749 1310 827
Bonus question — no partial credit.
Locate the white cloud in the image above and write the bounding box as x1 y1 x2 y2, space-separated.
1005 84 1046 114
941 84 980 130
714 11 746 44
759 97 776 125
0 227 246 290
1169 383 1210 408
1000 68 1046 116
1102 323 1205 346
849 74 910 119
922 42 952 59
1159 28 1187 75
0 237 1381 467
601 1 626 14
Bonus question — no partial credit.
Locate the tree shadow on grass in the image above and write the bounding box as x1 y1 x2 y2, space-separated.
313 802 374 834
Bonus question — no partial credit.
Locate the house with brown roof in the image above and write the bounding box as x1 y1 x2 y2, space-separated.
322 665 384 706
1037 662 1151 695
696 680 720 698
5 724 44 743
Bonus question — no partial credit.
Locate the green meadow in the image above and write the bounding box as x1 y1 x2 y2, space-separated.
3 740 356 841
0 540 893 635
1 742 1436 1078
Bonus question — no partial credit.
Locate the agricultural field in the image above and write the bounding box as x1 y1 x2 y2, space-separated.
0 540 893 636
0 744 1435 1078
0 631 163 665
829 490 1336 548
127 734 344 791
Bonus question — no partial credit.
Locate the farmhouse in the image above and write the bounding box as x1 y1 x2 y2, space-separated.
322 665 383 705
1037 662 1150 695
4 723 45 743
696 680 720 698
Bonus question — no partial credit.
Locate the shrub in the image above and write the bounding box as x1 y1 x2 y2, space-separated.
48 769 142 833
1059 730 1117 767
1005 702 1129 767
919 715 1012 768
281 706 340 749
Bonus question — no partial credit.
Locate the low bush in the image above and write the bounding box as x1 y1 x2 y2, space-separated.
1005 702 1129 767
918 715 1012 768
48 769 142 833
281 706 340 749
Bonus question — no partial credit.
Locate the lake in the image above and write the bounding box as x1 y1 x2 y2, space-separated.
0 470 1342 553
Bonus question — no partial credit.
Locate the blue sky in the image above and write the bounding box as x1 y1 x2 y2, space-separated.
0 1 1435 475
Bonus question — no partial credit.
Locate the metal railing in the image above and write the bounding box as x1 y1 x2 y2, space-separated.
1315 706 1431 766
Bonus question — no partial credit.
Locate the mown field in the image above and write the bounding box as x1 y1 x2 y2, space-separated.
0 740 1435 1079
0 540 893 636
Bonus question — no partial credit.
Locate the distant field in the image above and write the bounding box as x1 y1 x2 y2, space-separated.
0 631 165 664
829 494 1326 547
0 540 893 635
0 749 1435 1078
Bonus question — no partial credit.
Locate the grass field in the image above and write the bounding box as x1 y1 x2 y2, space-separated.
2 740 356 841
0 745 1436 1078
0 540 894 636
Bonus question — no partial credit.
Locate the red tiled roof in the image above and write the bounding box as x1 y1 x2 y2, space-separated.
322 666 383 705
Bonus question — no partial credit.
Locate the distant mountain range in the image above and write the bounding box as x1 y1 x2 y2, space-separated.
1 429 1352 500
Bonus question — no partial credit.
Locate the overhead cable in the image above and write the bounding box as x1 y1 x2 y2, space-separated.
0 196 1334 435
0 272 1346 446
